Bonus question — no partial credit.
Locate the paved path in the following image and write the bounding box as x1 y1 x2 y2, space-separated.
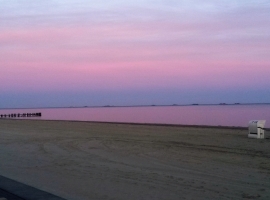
0 175 66 200
0 188 25 200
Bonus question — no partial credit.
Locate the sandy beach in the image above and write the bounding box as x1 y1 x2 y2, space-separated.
0 119 270 200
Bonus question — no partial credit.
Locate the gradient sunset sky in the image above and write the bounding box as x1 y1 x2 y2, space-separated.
1 0 270 108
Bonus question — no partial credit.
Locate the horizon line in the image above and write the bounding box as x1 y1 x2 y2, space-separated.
0 102 270 110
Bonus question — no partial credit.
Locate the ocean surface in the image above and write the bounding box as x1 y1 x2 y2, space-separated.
0 105 270 128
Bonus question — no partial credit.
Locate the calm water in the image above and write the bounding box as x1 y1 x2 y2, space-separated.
0 105 270 128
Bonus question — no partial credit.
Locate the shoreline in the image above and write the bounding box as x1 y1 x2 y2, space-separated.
2 118 270 131
0 118 250 130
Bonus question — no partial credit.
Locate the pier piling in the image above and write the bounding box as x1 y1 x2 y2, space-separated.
0 112 42 118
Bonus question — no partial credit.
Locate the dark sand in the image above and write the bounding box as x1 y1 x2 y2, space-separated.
0 119 270 200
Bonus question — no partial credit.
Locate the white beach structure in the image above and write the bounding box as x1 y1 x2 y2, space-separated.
248 120 266 139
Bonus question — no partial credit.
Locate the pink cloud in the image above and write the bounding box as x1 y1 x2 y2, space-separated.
1 10 270 97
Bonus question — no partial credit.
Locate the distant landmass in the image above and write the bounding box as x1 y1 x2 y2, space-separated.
0 103 270 110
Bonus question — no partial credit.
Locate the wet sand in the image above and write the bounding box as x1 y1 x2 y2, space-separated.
0 119 270 200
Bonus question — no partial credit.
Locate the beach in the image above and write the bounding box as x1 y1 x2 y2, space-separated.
0 119 270 200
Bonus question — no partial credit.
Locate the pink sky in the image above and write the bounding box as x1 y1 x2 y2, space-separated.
0 1 270 108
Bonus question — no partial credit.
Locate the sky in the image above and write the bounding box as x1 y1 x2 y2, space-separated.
0 0 270 108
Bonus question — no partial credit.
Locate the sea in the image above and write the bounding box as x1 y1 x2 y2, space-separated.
0 104 269 128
